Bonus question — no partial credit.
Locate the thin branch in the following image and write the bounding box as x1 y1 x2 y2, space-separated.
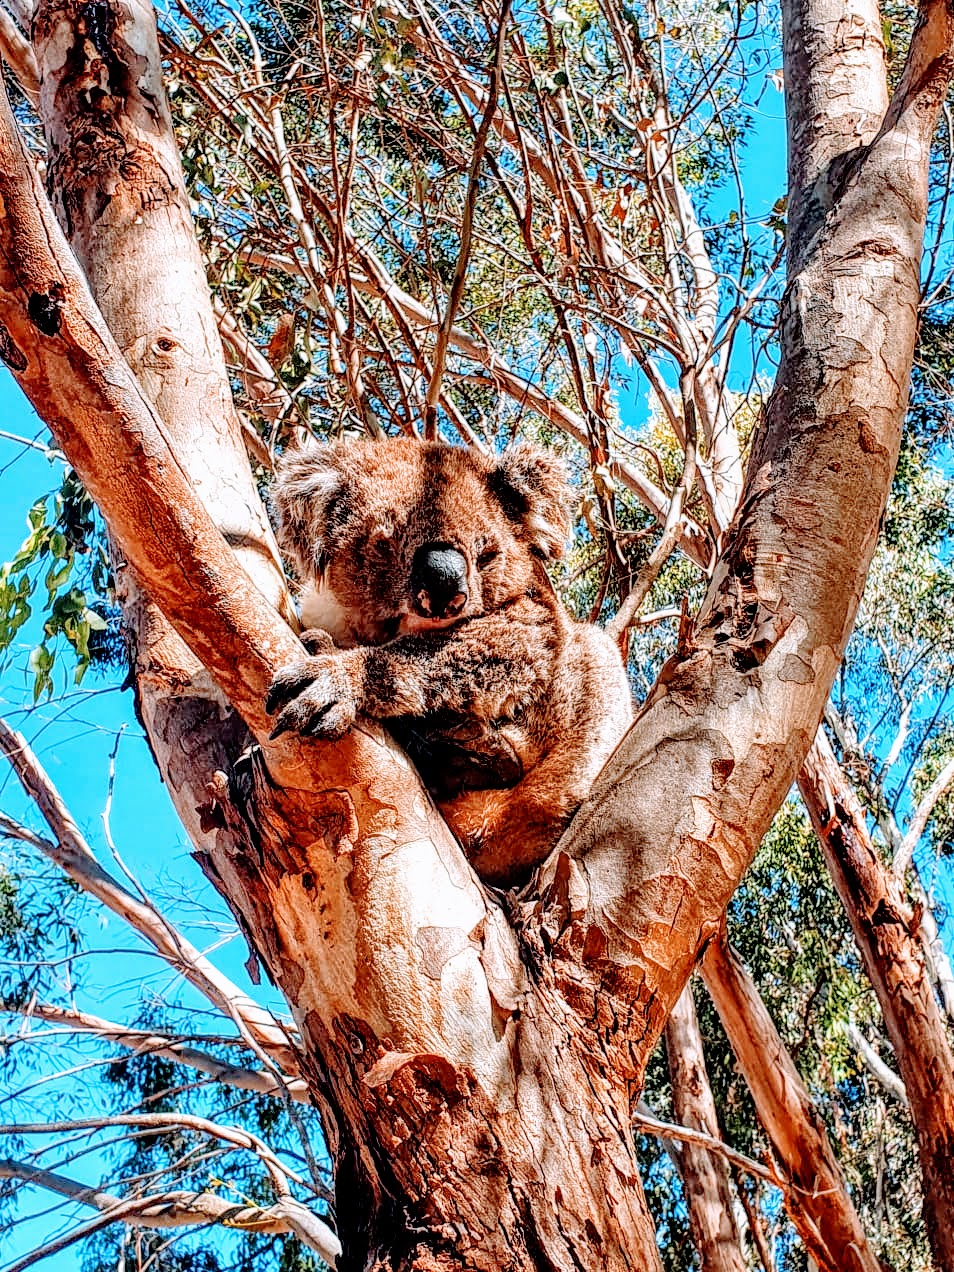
424 0 513 436
632 1108 781 1188
0 719 295 1068
2 1001 310 1102
893 754 954 877
846 1024 909 1107
607 370 699 645
0 1113 306 1190
213 296 295 425
0 1159 340 1266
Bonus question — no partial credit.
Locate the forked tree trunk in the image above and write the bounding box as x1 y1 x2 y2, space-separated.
700 933 884 1272
664 986 747 1272
0 0 951 1265
1 11 668 1263
800 730 954 1271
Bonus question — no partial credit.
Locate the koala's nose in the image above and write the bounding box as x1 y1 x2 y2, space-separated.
411 544 468 619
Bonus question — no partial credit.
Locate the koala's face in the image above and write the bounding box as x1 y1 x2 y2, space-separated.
272 438 572 647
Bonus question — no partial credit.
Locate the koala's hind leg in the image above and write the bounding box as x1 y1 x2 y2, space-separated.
441 759 585 886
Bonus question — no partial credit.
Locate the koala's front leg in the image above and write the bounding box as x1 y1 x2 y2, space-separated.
266 630 369 740
267 617 548 740
357 618 548 721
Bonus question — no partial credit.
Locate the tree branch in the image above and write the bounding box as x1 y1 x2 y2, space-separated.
2 1001 308 1102
0 1158 341 1266
884 0 954 139
0 68 526 1181
701 930 883 1272
424 0 512 436
845 1023 909 1107
893 753 954 876
631 1108 780 1188
0 719 294 1067
0 2 38 101
800 727 954 1265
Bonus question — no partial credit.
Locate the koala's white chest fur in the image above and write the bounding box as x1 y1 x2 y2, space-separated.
299 580 356 648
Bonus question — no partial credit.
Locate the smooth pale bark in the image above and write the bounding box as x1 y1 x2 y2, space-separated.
700 934 883 1272
0 0 951 1267
800 730 954 1271
664 986 747 1272
550 0 952 1068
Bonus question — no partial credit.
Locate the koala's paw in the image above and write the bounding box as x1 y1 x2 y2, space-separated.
266 649 361 741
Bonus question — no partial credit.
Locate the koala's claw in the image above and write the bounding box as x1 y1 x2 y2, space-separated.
266 653 359 741
264 664 311 718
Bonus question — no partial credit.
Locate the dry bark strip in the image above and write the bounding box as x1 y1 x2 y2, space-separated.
664 985 747 1272
800 730 954 1271
701 933 884 1272
0 0 951 1266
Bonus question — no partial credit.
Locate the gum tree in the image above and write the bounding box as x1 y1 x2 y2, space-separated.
0 0 952 1267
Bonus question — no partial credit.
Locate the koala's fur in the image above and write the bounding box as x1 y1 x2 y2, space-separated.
267 437 633 885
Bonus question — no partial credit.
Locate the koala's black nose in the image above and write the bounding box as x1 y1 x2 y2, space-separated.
411 544 468 619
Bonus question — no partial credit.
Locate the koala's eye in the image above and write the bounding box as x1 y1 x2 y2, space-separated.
477 544 500 569
367 527 394 554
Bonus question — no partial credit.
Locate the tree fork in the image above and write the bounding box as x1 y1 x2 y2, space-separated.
0 52 667 1266
1 0 953 1265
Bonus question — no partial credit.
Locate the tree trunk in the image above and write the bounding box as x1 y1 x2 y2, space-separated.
664 985 747 1272
799 730 954 1271
700 932 884 1272
0 52 666 1267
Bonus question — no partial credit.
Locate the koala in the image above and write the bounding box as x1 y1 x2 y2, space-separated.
266 437 634 885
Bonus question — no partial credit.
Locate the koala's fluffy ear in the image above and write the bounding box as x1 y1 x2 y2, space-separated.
488 443 573 559
270 444 348 580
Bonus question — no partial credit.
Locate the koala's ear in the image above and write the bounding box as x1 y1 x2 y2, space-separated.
488 443 573 559
270 444 349 580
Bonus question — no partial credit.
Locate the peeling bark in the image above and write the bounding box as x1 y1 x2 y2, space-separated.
664 985 747 1272
0 41 665 1266
800 731 954 1271
550 0 950 1070
700 933 884 1272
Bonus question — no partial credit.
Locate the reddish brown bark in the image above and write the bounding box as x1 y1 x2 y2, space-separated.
664 986 747 1272
549 0 951 1069
800 731 954 1272
701 933 883 1272
29 0 293 867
